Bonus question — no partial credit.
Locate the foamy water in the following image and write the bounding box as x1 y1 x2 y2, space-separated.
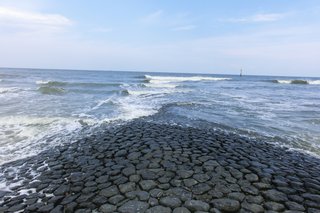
0 68 320 164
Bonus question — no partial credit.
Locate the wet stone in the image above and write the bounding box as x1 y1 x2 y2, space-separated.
146 205 172 213
150 188 164 198
51 205 63 213
99 185 119 198
185 200 210 212
264 201 285 211
263 189 288 202
183 178 198 187
192 183 211 195
119 182 136 193
115 150 127 157
92 195 108 205
123 167 136 176
38 203 55 212
212 198 240 212
99 204 117 213
176 170 194 179
173 207 191 213
118 200 149 213
167 187 192 201
160 196 182 208
7 204 27 212
241 185 259 195
139 180 157 191
140 170 158 180
1 121 320 213
109 194 125 204
129 174 141 182
285 201 305 211
302 193 320 203
193 173 210 183
148 197 159 206
245 174 259 182
242 202 264 213
228 192 245 202
127 152 141 160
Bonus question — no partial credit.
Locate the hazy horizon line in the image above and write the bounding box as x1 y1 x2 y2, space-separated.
1 66 319 78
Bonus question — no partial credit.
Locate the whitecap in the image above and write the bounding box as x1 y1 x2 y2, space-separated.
309 80 320 85
144 75 231 83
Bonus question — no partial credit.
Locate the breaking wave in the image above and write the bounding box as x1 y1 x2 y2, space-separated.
0 87 22 94
272 80 320 85
144 75 231 83
37 86 66 95
36 80 122 87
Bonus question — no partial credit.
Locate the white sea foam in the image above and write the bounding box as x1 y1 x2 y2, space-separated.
143 83 178 88
274 79 320 85
92 98 114 110
144 75 231 88
277 80 292 84
0 116 96 165
145 75 231 83
127 89 172 96
0 87 21 94
309 80 320 85
35 80 50 85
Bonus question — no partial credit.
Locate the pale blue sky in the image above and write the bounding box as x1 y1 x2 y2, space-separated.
0 0 319 76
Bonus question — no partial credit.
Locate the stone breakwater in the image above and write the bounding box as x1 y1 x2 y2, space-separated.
1 121 320 213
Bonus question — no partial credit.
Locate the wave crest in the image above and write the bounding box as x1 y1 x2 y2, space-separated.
36 80 122 87
37 86 65 95
144 75 231 83
0 87 22 94
272 79 320 85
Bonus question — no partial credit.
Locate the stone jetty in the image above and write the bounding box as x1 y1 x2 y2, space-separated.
1 121 320 212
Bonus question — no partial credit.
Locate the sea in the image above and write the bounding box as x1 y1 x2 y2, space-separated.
0 68 320 164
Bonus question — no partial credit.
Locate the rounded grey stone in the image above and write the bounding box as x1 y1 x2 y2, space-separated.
99 204 117 213
185 200 210 212
139 180 157 191
146 205 172 213
245 174 259 182
118 200 149 213
263 189 288 202
212 198 240 212
99 185 119 198
264 202 285 211
159 196 182 208
119 182 136 193
173 207 191 213
176 170 194 179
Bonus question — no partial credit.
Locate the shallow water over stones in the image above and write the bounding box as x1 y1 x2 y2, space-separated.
0 121 320 212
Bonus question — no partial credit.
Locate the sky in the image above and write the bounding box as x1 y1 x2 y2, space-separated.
0 0 320 77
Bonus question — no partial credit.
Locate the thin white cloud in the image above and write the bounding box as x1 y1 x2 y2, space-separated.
141 10 163 24
226 13 287 23
172 25 196 31
0 7 72 32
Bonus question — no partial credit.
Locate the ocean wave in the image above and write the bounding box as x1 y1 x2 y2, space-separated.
0 115 96 164
142 83 178 88
126 89 174 96
37 86 66 95
272 79 320 85
144 75 231 84
36 80 122 87
0 87 22 94
36 80 67 86
92 98 115 110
